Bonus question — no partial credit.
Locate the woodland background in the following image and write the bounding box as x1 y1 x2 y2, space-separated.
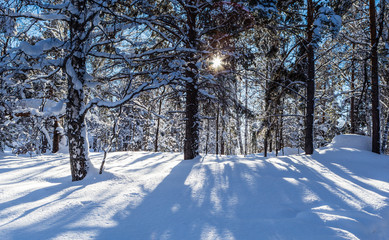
0 0 388 180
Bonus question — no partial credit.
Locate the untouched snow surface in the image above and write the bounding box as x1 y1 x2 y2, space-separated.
1 135 389 240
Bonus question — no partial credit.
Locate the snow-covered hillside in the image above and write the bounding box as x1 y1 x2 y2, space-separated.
1 135 389 240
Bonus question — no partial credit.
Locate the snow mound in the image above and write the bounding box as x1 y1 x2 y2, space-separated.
328 134 372 151
279 147 302 155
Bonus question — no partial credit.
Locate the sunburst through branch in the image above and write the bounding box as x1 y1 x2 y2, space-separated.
210 55 224 70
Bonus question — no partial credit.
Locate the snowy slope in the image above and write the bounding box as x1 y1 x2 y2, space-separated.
1 135 389 240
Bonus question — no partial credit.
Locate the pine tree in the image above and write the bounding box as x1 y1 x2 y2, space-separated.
369 0 380 154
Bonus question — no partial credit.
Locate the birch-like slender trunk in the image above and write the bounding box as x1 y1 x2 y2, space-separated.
66 0 93 181
154 97 163 152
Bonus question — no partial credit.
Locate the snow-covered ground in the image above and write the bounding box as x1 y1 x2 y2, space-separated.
1 135 389 240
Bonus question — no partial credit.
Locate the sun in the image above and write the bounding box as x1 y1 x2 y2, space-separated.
211 55 223 70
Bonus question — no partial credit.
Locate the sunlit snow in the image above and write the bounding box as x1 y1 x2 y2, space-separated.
1 135 389 240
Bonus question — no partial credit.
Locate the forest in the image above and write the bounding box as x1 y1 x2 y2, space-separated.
0 0 388 182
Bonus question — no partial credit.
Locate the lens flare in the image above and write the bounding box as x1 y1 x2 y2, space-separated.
211 56 223 70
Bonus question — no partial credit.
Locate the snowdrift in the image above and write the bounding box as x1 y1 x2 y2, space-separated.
325 134 372 151
1 135 389 240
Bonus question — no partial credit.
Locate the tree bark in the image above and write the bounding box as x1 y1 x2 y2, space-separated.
280 109 284 155
205 118 210 154
236 108 244 155
269 134 273 153
154 96 163 152
184 6 199 160
66 0 92 181
264 126 269 157
41 121 48 154
52 119 60 153
305 0 315 155
244 77 248 155
216 104 219 155
264 66 270 157
184 78 199 159
369 0 380 154
66 82 89 181
220 108 225 155
234 78 244 155
381 114 389 153
350 44 356 134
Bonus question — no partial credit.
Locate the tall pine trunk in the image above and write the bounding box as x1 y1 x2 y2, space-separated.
350 44 356 134
244 77 248 155
369 0 380 154
220 108 225 155
264 66 270 157
184 6 199 160
234 71 243 155
305 0 315 155
216 104 219 155
184 76 199 159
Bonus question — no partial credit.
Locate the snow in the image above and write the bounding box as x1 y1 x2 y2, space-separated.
325 134 372 152
1 135 389 240
313 6 342 46
19 38 64 58
13 99 66 118
66 59 83 90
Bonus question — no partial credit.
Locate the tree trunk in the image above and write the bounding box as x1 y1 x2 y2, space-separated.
381 114 389 153
66 83 89 181
252 130 257 153
350 44 356 134
264 126 269 157
52 119 60 153
220 108 225 155
236 111 244 155
264 67 270 157
269 134 273 153
275 116 280 157
66 1 91 181
234 79 244 155
280 111 284 155
305 0 315 155
244 77 248 155
41 121 48 154
184 69 199 159
41 135 48 153
216 104 219 155
184 7 199 160
205 118 210 154
369 0 380 154
154 97 163 152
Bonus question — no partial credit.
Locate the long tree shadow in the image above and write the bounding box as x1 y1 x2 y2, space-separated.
3 151 388 240
94 155 335 240
96 158 200 239
0 160 117 240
